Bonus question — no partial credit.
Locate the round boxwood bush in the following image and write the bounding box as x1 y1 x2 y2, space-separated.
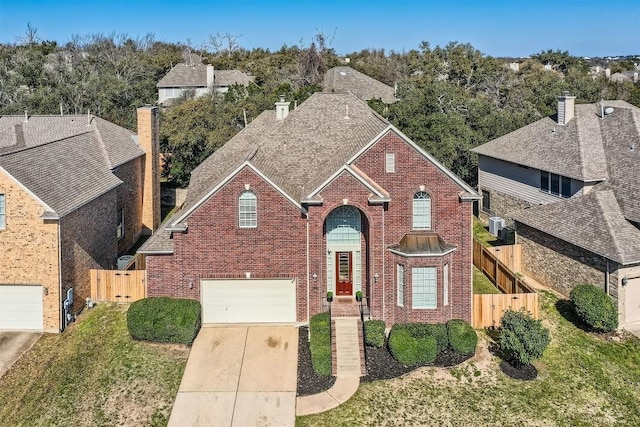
364 320 386 348
447 319 477 356
570 284 618 332
499 309 550 366
127 297 201 345
388 326 437 365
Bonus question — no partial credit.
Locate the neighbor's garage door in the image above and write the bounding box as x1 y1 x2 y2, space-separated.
0 285 44 330
201 279 296 323
625 277 640 325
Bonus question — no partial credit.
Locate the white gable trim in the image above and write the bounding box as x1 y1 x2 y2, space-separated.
0 166 58 216
346 125 480 198
304 164 388 201
170 161 304 227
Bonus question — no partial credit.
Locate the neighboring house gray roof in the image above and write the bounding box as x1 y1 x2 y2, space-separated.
156 64 254 88
514 189 640 265
323 66 397 104
0 115 144 218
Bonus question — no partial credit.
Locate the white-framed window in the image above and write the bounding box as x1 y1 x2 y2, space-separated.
386 153 395 173
397 264 404 307
239 190 257 228
443 263 449 306
327 205 361 244
412 267 437 309
412 191 431 230
540 171 571 198
0 193 5 229
116 208 124 240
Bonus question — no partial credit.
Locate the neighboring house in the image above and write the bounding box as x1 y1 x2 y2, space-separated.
473 93 640 328
323 66 397 104
139 92 479 326
157 57 255 105
0 107 160 332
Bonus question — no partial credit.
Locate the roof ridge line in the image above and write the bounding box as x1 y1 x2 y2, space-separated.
595 190 625 261
0 130 93 157
91 119 114 169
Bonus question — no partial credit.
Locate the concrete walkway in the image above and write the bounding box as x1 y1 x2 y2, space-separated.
169 325 298 427
296 317 361 416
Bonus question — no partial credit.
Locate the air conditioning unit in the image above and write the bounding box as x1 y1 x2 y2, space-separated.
488 217 505 236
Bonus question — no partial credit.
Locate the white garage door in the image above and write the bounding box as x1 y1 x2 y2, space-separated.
625 278 640 325
0 285 44 331
201 279 296 323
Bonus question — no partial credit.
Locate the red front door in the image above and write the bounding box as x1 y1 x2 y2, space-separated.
335 251 353 296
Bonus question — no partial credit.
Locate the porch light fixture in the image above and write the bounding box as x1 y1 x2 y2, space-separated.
622 276 628 286
374 273 379 283
312 273 318 282
43 287 49 296
188 279 193 289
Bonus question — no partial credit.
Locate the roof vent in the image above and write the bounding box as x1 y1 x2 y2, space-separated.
344 104 350 120
604 107 614 115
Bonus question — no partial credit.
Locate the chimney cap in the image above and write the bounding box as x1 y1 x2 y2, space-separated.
279 94 286 102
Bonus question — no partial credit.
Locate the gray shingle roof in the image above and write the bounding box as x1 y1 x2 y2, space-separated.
0 115 144 218
514 189 640 265
157 64 254 88
323 67 397 104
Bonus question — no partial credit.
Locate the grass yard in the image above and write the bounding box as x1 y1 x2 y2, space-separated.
473 217 503 247
473 266 500 294
296 291 640 427
0 303 189 426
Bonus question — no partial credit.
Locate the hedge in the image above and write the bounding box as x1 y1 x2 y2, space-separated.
447 319 477 355
127 297 201 345
310 312 332 376
499 309 550 366
393 323 449 352
364 320 386 347
388 325 438 366
570 284 618 332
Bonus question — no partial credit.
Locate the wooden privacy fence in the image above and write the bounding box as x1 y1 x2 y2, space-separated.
90 269 147 303
473 239 538 328
473 293 539 328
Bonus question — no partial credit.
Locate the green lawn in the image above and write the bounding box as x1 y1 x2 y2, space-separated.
297 291 640 426
0 304 189 426
473 266 500 294
473 217 503 247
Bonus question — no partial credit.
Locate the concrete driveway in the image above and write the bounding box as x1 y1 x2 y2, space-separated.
0 332 41 377
168 325 298 427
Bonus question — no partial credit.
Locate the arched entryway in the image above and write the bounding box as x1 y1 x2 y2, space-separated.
325 206 367 297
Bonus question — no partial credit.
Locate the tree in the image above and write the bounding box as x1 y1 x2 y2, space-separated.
499 309 550 366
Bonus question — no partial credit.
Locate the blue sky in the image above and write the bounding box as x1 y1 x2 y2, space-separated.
1 0 638 57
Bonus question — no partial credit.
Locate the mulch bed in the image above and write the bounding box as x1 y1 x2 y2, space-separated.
297 326 473 394
499 360 538 380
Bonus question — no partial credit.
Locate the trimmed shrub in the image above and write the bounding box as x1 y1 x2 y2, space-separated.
447 319 477 356
364 320 386 348
309 312 332 376
570 284 618 332
388 325 438 365
393 323 449 352
127 297 201 345
499 309 550 366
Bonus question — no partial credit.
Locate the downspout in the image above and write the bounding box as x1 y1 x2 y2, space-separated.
605 257 610 295
306 213 310 324
57 221 63 332
381 207 385 322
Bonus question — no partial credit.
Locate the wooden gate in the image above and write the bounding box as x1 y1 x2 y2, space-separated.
473 293 539 328
90 269 146 303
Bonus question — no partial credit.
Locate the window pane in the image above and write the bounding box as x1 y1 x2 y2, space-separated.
327 206 361 244
551 174 560 196
482 190 490 212
561 176 571 198
412 267 437 309
540 172 549 192
0 194 5 229
397 264 404 307
239 191 257 228
386 153 395 173
413 192 431 230
443 264 449 306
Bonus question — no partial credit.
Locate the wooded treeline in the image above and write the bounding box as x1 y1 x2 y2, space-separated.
1 31 638 187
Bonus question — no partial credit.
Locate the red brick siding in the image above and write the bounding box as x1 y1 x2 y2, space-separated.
147 166 309 321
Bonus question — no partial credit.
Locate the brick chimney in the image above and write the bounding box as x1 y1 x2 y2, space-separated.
275 95 290 120
137 106 160 234
557 91 576 125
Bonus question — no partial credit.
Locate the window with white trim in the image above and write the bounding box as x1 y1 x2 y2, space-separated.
412 191 431 230
412 267 437 309
397 264 404 307
443 263 449 306
0 193 5 229
540 171 571 198
239 191 257 228
386 153 395 173
116 208 124 240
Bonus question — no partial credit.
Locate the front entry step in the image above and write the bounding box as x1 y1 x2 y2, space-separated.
330 298 366 317
331 317 366 377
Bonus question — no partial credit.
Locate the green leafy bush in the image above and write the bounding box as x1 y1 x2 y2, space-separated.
364 320 386 347
499 309 550 366
393 323 449 352
570 284 618 332
388 324 438 365
310 312 332 376
127 297 201 345
447 319 477 355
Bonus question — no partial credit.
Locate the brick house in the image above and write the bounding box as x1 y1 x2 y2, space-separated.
140 93 479 325
0 107 159 332
473 93 640 328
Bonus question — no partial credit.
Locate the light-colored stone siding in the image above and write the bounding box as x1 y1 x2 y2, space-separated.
0 171 61 332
